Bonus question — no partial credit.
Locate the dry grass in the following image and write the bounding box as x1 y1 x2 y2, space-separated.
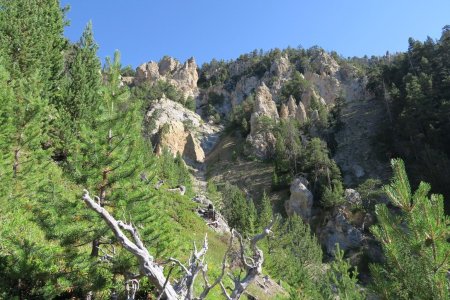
205 132 288 209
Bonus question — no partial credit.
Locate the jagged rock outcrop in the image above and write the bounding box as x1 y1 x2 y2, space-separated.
270 54 290 77
231 75 259 107
246 84 279 158
304 71 340 105
251 84 279 121
134 56 199 98
309 49 340 76
285 177 314 222
146 96 221 162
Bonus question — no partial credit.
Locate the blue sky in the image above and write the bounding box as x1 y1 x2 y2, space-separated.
61 0 450 67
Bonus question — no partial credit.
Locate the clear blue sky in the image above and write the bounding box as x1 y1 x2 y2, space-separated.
61 0 450 67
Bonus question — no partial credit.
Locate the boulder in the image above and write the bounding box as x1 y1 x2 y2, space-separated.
345 189 362 206
285 177 314 222
320 208 364 256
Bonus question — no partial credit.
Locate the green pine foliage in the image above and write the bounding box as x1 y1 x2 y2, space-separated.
370 159 450 299
265 215 323 297
62 21 102 125
320 244 364 300
219 182 257 236
258 191 274 230
1 1 449 298
0 0 67 102
280 70 309 101
367 26 450 212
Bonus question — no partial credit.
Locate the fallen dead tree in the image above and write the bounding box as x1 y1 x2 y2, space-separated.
82 189 275 300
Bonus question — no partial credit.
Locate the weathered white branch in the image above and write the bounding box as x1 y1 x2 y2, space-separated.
198 233 234 299
82 189 275 300
169 258 191 276
82 190 179 300
228 220 276 300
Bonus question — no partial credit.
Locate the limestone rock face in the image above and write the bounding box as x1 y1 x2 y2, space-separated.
155 120 188 157
309 49 340 76
136 61 160 82
134 57 199 98
171 57 199 98
302 72 342 105
154 120 205 163
270 54 290 77
285 177 314 222
246 131 277 159
184 133 205 162
231 76 259 106
251 84 279 123
158 56 179 75
246 84 279 158
146 97 221 162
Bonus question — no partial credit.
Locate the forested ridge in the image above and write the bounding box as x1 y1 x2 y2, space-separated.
0 1 448 299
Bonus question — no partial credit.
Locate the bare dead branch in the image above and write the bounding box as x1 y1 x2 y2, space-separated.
220 281 232 300
198 233 234 299
169 257 191 276
82 189 275 300
81 190 179 300
157 264 176 300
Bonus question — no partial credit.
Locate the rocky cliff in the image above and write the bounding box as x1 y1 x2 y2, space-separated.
145 96 221 163
129 56 199 99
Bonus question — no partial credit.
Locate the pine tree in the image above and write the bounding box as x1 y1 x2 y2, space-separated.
321 244 364 300
266 215 323 294
0 0 67 102
52 21 103 158
370 159 450 299
68 51 151 255
0 57 73 299
258 191 273 231
63 21 102 124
